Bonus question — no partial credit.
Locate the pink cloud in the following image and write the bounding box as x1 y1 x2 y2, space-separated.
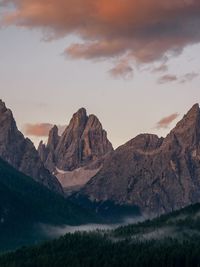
24 123 65 137
156 113 179 129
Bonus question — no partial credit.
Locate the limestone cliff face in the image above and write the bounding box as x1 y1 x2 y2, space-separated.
38 108 113 191
39 108 113 172
80 104 200 215
0 100 63 194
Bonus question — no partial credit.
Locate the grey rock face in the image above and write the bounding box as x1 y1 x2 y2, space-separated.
0 100 63 194
39 108 113 173
38 125 60 173
80 104 200 216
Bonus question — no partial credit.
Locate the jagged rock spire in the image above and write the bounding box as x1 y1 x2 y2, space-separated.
39 108 113 172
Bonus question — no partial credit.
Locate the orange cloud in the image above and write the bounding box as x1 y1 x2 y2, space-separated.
2 0 200 74
156 113 179 129
24 123 65 137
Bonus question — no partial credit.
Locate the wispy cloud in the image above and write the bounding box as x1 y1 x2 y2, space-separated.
179 72 199 83
158 74 178 84
158 72 199 84
152 63 168 73
109 59 133 79
156 113 179 129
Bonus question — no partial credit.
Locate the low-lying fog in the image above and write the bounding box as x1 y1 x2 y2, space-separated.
39 216 144 239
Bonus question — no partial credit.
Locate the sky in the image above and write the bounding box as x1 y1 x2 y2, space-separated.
0 0 200 148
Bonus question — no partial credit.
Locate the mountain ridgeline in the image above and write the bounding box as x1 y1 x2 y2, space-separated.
2 99 200 221
76 104 200 216
0 100 62 194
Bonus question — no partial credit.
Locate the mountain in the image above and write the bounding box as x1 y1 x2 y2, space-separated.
38 108 113 194
0 100 62 194
76 104 200 216
0 157 97 251
2 203 200 267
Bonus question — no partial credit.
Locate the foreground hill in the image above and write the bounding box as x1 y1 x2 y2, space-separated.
0 158 97 251
2 203 200 267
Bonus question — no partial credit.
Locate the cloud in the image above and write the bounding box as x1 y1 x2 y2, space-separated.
109 59 133 79
179 72 199 83
24 123 66 137
158 71 199 84
156 113 179 129
158 74 178 84
2 0 200 75
152 63 168 73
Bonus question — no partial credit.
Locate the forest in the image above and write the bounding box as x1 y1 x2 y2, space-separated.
1 232 200 267
2 203 200 267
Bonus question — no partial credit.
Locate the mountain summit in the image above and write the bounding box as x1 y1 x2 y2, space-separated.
78 103 200 215
38 108 113 193
0 100 63 194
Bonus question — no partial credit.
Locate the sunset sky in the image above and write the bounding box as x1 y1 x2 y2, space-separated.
1 0 200 148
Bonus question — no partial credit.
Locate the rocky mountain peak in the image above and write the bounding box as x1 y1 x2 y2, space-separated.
187 103 199 116
69 108 87 129
58 108 88 147
164 103 200 147
0 100 7 113
74 107 87 119
86 114 102 129
175 103 199 130
39 108 113 174
50 125 59 134
47 125 60 149
38 141 47 163
0 100 63 194
0 101 20 149
0 100 14 122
